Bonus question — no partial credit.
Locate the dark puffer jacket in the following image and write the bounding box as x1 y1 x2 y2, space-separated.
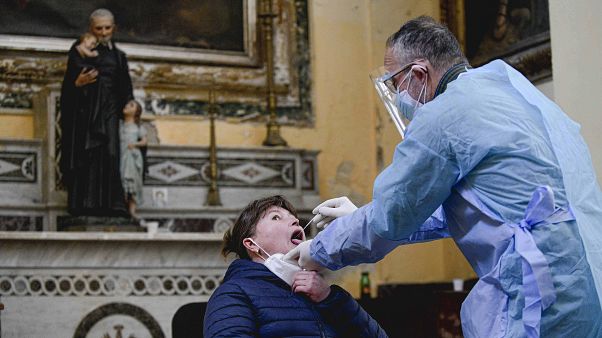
203 259 387 338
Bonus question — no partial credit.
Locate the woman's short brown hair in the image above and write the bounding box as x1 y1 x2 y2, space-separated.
222 195 297 259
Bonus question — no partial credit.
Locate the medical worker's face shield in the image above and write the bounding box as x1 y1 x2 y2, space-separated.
370 62 420 137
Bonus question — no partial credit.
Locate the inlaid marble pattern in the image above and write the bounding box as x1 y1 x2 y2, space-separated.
0 216 42 231
143 217 235 233
0 152 36 183
74 302 165 338
302 159 316 191
144 156 296 188
0 273 221 297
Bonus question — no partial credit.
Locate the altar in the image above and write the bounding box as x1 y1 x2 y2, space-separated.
0 1 321 336
0 130 320 337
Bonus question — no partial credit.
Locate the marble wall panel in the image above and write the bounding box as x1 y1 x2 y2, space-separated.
0 233 227 337
0 139 42 208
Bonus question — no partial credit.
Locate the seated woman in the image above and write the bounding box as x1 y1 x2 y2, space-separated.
203 195 388 338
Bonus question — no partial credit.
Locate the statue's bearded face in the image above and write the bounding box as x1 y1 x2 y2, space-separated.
90 17 114 44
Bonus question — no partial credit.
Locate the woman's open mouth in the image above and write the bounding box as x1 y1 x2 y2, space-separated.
290 229 304 245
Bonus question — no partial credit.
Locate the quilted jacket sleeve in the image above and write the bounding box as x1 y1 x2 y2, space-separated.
315 285 388 338
203 283 257 337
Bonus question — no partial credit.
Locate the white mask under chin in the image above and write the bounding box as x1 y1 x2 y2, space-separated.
250 239 302 286
264 253 302 286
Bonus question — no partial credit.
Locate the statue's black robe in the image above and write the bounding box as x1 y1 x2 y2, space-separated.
60 41 133 216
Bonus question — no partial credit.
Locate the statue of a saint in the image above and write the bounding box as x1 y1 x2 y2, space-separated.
60 8 133 217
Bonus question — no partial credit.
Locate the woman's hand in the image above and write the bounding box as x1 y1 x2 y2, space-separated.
75 68 98 87
291 270 331 303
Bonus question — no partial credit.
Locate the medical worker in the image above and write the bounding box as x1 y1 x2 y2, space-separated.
286 16 602 337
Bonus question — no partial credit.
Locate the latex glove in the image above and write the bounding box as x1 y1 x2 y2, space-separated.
310 196 358 229
283 240 325 271
291 270 331 303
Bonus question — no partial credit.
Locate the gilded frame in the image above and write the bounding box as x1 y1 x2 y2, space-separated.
0 0 258 66
440 0 552 82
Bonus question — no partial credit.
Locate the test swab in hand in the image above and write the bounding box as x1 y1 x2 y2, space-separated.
303 219 312 230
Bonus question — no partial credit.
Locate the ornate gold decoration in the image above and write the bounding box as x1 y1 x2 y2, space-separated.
0 58 65 82
439 0 551 82
260 0 288 147
205 89 222 206
440 0 466 52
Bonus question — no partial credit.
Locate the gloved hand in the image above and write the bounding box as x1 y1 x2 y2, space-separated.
283 240 325 271
309 196 358 229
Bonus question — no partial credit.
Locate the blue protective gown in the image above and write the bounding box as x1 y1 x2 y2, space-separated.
311 60 602 337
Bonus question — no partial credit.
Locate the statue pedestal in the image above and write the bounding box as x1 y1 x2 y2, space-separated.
0 139 321 233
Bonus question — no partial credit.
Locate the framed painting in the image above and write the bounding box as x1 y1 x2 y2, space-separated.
0 0 258 66
441 0 551 81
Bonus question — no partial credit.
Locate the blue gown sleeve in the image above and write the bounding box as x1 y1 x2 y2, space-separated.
310 98 473 270
370 135 461 240
311 203 450 270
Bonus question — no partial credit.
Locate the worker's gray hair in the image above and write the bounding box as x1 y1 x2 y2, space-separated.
386 16 467 73
89 8 114 25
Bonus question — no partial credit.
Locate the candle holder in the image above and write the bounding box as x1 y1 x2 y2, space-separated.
205 89 222 206
260 0 288 147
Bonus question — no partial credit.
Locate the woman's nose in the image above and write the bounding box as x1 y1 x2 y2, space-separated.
290 218 299 227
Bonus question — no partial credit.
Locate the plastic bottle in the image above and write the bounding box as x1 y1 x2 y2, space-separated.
360 271 371 300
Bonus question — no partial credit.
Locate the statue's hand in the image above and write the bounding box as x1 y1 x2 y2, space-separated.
128 143 135 150
75 68 98 87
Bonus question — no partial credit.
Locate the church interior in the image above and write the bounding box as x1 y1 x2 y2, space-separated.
0 0 601 337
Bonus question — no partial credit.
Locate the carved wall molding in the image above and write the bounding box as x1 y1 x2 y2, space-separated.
0 57 65 83
0 82 43 110
0 272 221 297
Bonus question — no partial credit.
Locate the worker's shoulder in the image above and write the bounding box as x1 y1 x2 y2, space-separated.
432 74 513 117
412 77 509 139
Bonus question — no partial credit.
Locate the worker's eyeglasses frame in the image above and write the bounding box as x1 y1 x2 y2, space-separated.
378 61 421 93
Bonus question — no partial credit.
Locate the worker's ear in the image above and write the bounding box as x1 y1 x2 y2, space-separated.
410 64 428 84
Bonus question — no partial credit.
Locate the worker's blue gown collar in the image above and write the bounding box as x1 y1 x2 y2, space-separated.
433 62 471 98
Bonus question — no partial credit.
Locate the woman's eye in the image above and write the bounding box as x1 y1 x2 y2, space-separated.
272 215 280 220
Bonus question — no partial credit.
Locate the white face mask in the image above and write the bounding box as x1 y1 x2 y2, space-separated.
394 66 428 121
249 239 302 286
